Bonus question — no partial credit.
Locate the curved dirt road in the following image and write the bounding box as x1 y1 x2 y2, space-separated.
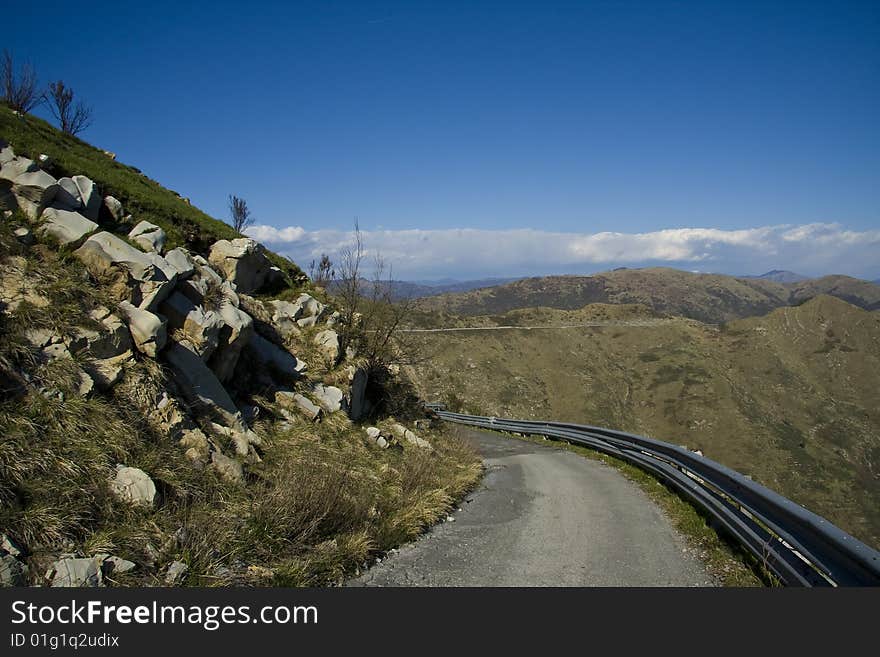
350 428 712 586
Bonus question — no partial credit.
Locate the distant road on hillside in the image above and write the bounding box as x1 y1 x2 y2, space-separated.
397 318 680 332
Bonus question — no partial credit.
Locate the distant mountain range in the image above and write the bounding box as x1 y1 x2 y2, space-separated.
750 270 809 283
329 277 520 300
411 268 880 323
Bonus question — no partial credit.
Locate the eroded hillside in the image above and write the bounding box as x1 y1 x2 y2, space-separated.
407 296 880 548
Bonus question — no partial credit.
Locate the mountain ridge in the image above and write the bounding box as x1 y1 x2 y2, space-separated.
413 267 880 323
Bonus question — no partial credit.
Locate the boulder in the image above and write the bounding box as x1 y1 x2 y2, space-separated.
54 177 83 210
1 534 22 558
74 232 177 311
102 195 124 222
276 390 322 421
72 176 101 221
208 421 261 458
110 465 157 507
11 169 59 218
36 208 98 246
404 429 432 450
311 384 345 414
165 561 189 585
128 220 167 253
0 155 38 182
294 293 325 319
160 292 224 360
313 329 340 361
0 534 27 587
164 248 196 280
152 392 189 437
46 557 102 587
101 556 135 577
347 367 369 421
66 307 132 359
209 303 254 382
208 238 273 293
297 315 318 328
85 351 132 390
0 553 28 586
179 428 210 465
246 333 307 378
0 140 15 166
164 341 242 425
13 227 33 245
268 299 302 337
117 301 167 357
211 451 243 483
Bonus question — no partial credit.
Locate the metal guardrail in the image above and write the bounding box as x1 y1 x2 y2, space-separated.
435 410 880 587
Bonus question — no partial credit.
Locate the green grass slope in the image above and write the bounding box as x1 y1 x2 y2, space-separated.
0 107 306 284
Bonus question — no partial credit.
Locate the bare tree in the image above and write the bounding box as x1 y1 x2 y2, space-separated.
334 220 420 369
1 51 41 114
227 194 253 233
309 253 335 287
46 80 93 135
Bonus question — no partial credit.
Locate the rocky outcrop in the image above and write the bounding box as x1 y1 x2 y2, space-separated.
276 390 322 421
69 306 133 359
311 384 345 414
75 232 177 311
54 177 84 210
160 292 224 359
164 248 196 280
210 303 254 382
36 207 98 246
164 341 242 425
102 195 124 222
246 333 307 379
128 220 167 253
11 170 59 218
314 329 339 361
347 367 369 421
117 301 167 357
71 176 101 221
208 238 273 293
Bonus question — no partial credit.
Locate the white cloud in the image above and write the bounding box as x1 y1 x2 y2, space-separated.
245 222 880 280
245 225 307 243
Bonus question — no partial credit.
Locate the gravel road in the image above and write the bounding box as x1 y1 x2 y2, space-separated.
349 427 712 586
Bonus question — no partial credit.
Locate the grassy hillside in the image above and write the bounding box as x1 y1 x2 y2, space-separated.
0 116 482 586
407 295 880 548
0 107 306 284
414 267 880 323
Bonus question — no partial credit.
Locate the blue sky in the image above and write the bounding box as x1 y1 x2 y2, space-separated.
6 1 880 279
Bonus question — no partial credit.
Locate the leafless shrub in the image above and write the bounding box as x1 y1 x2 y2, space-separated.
309 254 335 287
227 194 253 234
1 50 41 114
46 80 93 135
